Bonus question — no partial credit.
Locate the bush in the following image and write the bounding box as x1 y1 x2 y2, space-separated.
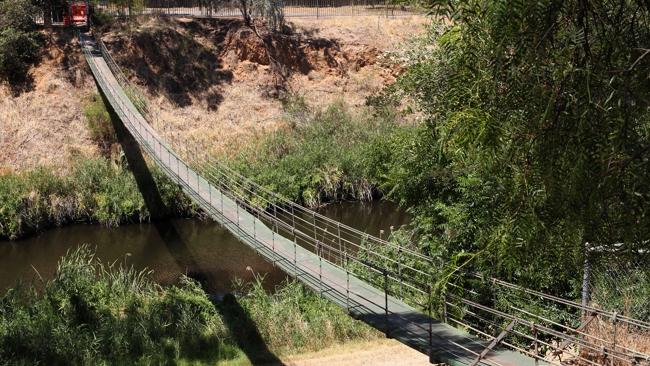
230 99 406 207
84 94 116 154
0 0 41 85
0 247 377 364
0 157 196 239
232 275 379 354
0 246 229 365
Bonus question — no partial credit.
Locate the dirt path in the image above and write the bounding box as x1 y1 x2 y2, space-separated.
280 339 439 366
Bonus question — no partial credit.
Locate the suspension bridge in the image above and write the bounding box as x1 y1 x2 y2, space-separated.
78 29 650 366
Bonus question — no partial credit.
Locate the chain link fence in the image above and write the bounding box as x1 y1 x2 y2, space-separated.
582 249 650 364
588 249 650 322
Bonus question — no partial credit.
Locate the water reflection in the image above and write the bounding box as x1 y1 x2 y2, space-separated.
0 201 409 293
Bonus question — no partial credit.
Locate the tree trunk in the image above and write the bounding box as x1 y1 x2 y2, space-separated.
44 1 52 27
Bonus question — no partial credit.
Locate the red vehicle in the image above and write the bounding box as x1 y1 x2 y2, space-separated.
63 1 91 28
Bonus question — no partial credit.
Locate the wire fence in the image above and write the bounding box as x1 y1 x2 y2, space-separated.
92 0 421 18
584 250 650 364
588 250 650 322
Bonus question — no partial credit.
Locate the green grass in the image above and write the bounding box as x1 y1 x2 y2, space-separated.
0 247 377 365
230 98 409 207
83 93 116 154
0 157 196 240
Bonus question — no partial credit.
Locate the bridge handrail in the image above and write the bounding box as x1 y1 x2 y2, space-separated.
83 29 650 366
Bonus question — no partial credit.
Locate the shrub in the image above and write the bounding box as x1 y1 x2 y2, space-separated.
83 93 116 154
0 0 41 85
230 99 405 207
0 248 377 364
0 246 229 365
0 157 196 239
232 275 379 354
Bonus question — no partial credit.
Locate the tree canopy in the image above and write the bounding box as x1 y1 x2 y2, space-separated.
389 0 650 294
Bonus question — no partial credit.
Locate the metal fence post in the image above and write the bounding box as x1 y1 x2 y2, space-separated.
611 312 618 366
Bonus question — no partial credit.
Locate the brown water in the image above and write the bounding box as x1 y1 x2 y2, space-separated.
0 201 409 294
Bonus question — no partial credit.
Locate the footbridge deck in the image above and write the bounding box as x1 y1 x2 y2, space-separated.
79 31 546 366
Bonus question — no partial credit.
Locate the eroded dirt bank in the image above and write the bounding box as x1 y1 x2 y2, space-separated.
0 15 428 172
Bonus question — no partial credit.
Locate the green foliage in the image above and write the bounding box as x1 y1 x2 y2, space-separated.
0 248 376 365
388 0 650 294
0 157 196 240
231 99 407 207
0 246 229 365
84 94 117 153
0 0 41 85
236 0 285 31
232 275 379 354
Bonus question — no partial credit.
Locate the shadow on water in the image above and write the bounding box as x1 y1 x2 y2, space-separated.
215 294 285 366
107 92 209 286
108 92 283 363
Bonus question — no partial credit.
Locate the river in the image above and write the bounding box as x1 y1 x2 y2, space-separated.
0 201 409 293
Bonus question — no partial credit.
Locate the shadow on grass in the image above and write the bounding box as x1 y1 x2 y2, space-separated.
215 293 286 366
104 90 210 285
98 87 284 365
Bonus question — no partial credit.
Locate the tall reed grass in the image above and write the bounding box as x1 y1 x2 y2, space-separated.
0 247 377 365
0 157 196 240
230 98 409 207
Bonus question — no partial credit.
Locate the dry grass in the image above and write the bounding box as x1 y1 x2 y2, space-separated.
109 15 429 161
0 30 98 174
1 16 430 173
290 16 431 51
580 317 650 366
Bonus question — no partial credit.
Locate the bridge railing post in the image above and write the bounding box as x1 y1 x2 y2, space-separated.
532 322 539 366
398 244 403 300
337 222 342 265
611 311 618 366
384 268 390 338
318 242 323 296
443 290 448 324
220 177 224 213
236 197 240 227
346 252 350 313
293 227 297 276
428 283 433 364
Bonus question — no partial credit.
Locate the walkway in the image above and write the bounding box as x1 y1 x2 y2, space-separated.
79 31 545 366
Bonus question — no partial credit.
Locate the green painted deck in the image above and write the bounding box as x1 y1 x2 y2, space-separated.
80 32 547 366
